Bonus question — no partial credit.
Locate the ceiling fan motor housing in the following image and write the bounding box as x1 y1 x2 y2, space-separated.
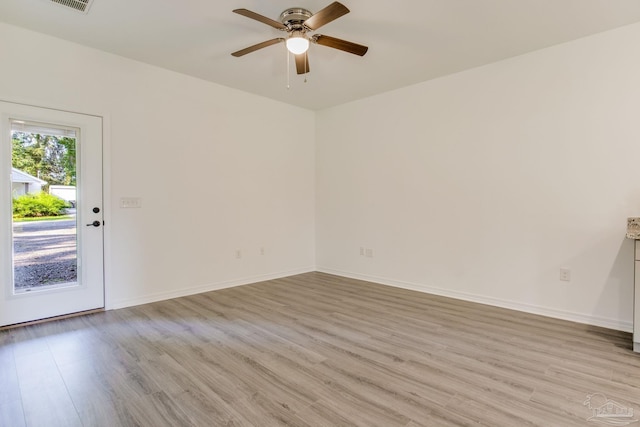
280 8 313 29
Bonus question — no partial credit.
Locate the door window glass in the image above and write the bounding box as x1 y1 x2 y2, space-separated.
10 121 78 293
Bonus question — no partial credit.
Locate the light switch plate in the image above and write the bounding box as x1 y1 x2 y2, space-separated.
120 197 142 208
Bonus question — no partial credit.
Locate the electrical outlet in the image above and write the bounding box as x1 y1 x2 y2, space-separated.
235 250 242 259
559 268 571 282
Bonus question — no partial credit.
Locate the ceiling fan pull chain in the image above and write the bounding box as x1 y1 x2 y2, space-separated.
304 50 308 83
286 47 291 89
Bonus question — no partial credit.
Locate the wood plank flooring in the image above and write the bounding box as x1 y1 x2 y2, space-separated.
1 272 639 426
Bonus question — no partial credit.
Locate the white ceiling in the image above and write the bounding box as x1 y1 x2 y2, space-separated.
2 0 640 110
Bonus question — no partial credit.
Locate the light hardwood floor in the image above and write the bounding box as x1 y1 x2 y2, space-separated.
1 272 639 426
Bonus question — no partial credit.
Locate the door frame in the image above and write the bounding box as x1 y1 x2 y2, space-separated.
0 99 111 325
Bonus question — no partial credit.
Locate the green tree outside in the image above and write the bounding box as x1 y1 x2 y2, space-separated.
12 131 76 218
11 132 77 191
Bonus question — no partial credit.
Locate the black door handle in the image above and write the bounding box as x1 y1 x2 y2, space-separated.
87 220 101 227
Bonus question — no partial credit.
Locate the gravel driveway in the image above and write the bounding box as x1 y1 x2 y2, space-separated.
12 218 77 290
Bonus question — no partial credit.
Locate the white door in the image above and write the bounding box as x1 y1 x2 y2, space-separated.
0 101 104 326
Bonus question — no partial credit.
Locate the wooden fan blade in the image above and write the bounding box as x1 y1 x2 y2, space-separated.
303 2 349 30
313 35 368 56
295 53 310 74
231 38 284 57
233 9 287 30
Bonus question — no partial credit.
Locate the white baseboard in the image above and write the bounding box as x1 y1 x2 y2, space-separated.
316 267 633 333
107 266 315 310
107 265 632 333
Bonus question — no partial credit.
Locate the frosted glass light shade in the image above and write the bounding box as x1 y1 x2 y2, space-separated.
286 36 309 54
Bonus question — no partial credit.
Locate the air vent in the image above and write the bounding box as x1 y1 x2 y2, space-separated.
50 0 93 14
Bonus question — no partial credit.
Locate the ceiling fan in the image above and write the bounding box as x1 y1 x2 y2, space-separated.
231 1 368 75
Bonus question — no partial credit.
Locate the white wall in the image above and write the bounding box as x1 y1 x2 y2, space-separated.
3 20 639 331
316 22 640 331
0 23 316 309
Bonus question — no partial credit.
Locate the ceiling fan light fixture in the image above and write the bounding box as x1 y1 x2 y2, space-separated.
286 33 309 55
